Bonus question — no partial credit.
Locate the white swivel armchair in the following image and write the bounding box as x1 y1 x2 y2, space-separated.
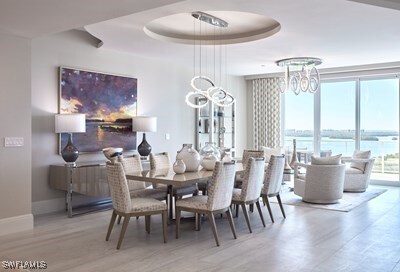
294 160 346 204
342 158 375 192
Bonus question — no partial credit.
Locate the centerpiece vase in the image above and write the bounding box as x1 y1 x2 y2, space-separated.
289 139 299 169
176 144 200 172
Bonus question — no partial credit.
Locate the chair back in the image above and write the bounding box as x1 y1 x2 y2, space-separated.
207 161 237 211
304 164 345 201
241 157 265 201
118 155 145 190
242 150 264 170
150 152 171 170
263 155 285 196
106 162 131 213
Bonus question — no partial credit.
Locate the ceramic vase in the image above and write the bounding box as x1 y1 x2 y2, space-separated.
289 139 299 169
200 151 218 170
173 159 186 174
176 144 200 172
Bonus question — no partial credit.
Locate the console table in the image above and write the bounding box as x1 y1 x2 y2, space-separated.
49 159 150 217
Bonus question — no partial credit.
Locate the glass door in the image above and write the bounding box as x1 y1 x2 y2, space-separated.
360 78 399 182
320 81 356 157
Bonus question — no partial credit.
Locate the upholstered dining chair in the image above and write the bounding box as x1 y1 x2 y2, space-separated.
260 155 286 223
231 157 266 233
175 161 237 246
105 161 167 249
118 155 168 201
150 152 198 217
235 149 264 188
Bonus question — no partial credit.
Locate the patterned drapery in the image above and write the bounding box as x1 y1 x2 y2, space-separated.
252 78 281 149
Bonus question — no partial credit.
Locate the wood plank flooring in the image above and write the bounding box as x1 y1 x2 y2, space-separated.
1 185 399 272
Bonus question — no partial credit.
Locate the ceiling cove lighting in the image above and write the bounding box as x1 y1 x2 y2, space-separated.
185 12 235 108
276 57 322 95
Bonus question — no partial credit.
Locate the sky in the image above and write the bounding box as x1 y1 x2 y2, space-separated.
285 78 399 131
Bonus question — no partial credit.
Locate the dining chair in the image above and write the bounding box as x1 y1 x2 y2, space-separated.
150 152 198 217
175 161 237 246
105 161 167 249
260 155 286 223
235 149 264 188
231 157 266 233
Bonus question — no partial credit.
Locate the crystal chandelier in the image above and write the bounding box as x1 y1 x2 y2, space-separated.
185 12 235 108
276 57 322 95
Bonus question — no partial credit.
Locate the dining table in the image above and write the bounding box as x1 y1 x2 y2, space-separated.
125 162 245 224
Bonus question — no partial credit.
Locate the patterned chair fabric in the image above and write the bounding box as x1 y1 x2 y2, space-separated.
261 155 286 223
105 161 167 249
232 157 266 233
118 155 167 201
118 155 146 190
235 149 264 188
175 161 237 246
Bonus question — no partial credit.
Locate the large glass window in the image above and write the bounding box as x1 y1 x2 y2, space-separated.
283 76 400 183
360 78 399 181
284 91 314 153
320 81 356 156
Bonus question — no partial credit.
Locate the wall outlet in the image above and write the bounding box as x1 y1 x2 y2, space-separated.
165 133 170 140
4 137 24 147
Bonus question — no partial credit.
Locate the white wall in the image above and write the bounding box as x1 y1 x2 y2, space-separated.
31 30 247 214
0 33 33 234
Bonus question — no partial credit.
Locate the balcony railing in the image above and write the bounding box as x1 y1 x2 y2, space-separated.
284 138 399 175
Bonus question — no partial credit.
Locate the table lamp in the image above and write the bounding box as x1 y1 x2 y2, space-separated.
55 113 86 164
132 116 157 157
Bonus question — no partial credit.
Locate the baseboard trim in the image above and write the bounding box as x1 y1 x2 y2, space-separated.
32 198 66 215
0 214 33 236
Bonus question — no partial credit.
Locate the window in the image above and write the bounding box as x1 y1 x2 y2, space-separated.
320 81 356 156
360 78 399 181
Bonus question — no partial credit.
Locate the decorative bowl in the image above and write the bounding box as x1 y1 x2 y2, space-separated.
102 147 123 161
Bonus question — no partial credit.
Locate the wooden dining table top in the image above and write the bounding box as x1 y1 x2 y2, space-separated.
126 162 244 187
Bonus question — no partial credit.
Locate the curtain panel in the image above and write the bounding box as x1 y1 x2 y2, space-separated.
252 78 281 149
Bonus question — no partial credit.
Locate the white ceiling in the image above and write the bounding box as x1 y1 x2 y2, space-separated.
1 0 400 76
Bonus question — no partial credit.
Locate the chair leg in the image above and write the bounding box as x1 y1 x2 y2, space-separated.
117 216 131 249
175 207 181 239
226 208 237 239
145 215 151 234
235 204 239 218
117 215 122 224
169 194 174 220
195 213 201 231
241 203 252 233
255 200 266 227
249 203 254 213
207 212 220 246
106 210 117 241
277 194 286 219
263 195 274 223
162 211 167 243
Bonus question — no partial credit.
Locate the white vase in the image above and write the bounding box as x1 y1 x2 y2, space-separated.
173 159 186 174
176 144 200 172
200 151 218 170
221 148 233 163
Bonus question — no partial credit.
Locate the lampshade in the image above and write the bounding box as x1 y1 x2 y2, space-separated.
132 116 157 132
55 114 86 133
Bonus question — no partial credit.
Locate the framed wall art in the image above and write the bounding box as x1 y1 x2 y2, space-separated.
59 67 137 152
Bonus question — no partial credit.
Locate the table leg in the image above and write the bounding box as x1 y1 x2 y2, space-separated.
66 166 73 218
168 185 174 220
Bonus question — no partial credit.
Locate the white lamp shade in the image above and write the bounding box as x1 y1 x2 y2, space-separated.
132 116 157 132
55 114 86 133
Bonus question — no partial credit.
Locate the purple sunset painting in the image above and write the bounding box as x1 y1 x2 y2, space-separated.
59 67 137 153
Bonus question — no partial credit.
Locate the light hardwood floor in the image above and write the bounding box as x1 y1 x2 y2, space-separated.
1 185 399 272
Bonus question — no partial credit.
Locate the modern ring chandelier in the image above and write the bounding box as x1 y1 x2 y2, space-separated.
276 57 322 95
185 12 235 108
